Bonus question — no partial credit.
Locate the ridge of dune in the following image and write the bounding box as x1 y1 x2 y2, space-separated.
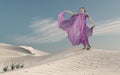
0 48 120 75
0 44 32 57
19 46 49 56
0 43 49 57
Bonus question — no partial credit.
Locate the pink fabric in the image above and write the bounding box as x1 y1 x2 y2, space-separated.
58 11 94 46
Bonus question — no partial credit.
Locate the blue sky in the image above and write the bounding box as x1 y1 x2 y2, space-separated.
0 0 120 53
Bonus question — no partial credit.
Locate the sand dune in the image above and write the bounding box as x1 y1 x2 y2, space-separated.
0 43 49 73
0 47 120 75
0 43 49 57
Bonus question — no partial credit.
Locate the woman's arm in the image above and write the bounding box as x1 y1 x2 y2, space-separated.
87 14 96 27
64 10 77 15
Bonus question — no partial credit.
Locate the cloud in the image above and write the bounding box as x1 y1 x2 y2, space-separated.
11 18 120 44
13 18 67 44
93 18 120 35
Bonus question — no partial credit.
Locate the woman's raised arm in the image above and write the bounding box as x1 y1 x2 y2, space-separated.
64 10 77 15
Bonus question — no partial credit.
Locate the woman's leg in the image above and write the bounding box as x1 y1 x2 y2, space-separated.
86 44 91 50
82 45 86 49
84 35 91 50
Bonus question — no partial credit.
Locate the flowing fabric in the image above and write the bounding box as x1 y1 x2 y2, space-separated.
58 11 94 46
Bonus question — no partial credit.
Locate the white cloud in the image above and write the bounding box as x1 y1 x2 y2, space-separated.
13 18 67 44
93 18 120 35
12 18 120 44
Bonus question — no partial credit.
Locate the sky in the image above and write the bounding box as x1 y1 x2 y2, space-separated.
0 0 120 53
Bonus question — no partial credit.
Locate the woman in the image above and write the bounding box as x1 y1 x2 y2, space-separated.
58 7 96 50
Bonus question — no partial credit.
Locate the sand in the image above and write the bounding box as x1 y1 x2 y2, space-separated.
0 43 49 73
0 43 120 75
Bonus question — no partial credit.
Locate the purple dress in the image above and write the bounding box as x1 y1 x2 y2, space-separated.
58 11 94 46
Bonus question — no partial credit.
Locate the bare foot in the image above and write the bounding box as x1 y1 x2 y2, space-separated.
81 45 86 50
86 46 91 50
